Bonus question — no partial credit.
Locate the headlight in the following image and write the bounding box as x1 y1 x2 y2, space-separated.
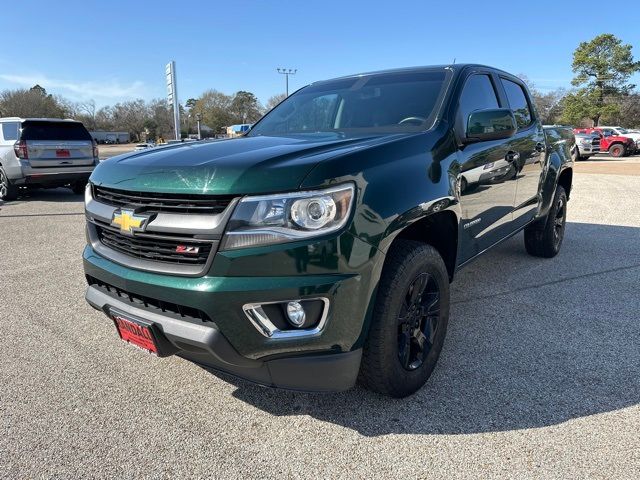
85 182 92 204
579 139 591 146
222 183 355 250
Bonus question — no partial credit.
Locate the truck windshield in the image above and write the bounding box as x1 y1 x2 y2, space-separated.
248 70 449 136
617 128 628 134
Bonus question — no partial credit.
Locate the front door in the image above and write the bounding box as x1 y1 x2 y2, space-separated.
456 72 518 261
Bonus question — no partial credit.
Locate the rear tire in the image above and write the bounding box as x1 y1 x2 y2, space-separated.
0 168 19 201
609 144 625 157
524 185 567 258
359 240 450 398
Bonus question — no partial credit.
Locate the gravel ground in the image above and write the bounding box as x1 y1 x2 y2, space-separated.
0 162 639 479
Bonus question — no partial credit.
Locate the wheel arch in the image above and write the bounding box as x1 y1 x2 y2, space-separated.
557 167 573 200
383 209 459 282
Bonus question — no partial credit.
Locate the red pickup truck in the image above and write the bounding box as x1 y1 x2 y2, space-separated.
573 128 635 157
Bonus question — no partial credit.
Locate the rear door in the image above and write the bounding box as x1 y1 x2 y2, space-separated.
20 121 94 168
497 77 545 227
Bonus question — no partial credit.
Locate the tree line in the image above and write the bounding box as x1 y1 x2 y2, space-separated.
0 86 287 142
1 34 638 141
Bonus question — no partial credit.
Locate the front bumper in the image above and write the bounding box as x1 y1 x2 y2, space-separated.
85 283 362 391
577 145 599 156
82 228 382 391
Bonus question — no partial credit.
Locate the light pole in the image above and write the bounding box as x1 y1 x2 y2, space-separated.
277 68 297 96
196 113 202 140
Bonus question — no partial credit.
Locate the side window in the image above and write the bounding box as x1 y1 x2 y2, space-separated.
457 74 499 132
1 122 19 141
500 78 533 129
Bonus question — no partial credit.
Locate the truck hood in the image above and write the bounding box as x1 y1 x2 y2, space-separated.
91 134 391 194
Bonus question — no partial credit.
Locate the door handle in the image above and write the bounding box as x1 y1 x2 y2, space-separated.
535 142 546 153
505 151 520 163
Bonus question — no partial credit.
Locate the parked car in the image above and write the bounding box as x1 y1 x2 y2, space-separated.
0 118 98 200
573 132 601 160
134 143 155 151
83 65 573 397
597 126 640 152
573 127 635 157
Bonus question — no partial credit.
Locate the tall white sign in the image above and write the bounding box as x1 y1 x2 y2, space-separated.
165 61 180 141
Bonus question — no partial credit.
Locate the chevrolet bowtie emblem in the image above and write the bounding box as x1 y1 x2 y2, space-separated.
111 209 149 235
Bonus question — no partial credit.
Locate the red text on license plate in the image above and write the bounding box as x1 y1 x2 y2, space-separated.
113 315 158 354
56 149 70 157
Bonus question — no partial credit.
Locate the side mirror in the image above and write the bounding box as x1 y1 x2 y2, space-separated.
464 108 517 143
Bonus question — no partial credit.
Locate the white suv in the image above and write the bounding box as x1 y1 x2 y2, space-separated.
0 117 98 201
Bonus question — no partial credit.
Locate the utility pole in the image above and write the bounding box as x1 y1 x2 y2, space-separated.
277 68 297 96
165 61 180 141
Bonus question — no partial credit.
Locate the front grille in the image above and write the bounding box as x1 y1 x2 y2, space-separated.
93 185 234 214
86 275 212 323
95 221 213 265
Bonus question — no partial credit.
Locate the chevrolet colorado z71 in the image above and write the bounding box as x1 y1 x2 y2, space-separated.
83 65 574 397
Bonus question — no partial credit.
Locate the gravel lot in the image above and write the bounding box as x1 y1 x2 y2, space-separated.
1 156 639 479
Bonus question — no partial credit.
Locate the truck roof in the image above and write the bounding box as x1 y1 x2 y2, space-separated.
0 117 81 123
312 64 519 85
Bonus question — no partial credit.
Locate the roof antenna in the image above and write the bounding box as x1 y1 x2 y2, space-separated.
452 57 456 64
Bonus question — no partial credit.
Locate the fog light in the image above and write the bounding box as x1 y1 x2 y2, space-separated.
286 301 306 327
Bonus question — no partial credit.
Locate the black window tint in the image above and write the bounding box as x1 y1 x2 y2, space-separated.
20 121 92 141
500 78 533 129
2 122 19 141
458 74 499 131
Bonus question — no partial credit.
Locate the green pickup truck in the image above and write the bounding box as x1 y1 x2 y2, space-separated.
83 64 574 397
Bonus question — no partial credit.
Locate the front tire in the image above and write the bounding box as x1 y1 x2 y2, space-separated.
609 144 625 157
359 240 450 398
524 185 567 258
0 168 19 201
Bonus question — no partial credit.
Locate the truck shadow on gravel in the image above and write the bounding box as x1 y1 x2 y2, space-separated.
0 187 84 207
213 222 640 435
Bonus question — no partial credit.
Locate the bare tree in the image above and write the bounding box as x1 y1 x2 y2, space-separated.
266 93 287 111
0 87 68 118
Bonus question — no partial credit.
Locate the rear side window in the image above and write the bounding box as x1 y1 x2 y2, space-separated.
2 122 19 141
457 74 499 130
19 121 92 141
500 78 533 129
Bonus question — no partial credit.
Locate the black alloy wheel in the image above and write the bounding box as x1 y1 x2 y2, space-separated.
552 194 566 249
397 272 441 371
524 185 567 258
